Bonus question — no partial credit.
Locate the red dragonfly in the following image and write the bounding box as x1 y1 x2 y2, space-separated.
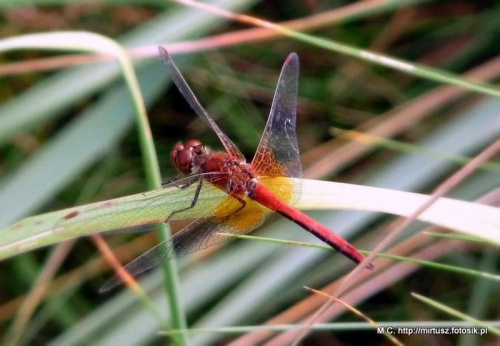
57 47 371 292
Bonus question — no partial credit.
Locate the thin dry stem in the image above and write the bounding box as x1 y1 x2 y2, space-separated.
91 234 142 293
0 233 157 324
304 287 403 346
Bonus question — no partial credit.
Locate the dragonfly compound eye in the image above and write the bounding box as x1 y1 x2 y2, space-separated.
184 139 204 155
171 142 194 175
173 149 193 175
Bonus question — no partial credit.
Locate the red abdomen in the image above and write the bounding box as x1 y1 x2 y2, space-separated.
249 182 371 268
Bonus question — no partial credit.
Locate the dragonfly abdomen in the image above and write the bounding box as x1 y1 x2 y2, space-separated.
249 182 372 268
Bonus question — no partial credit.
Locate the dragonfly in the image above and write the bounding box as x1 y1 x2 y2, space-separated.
56 47 372 293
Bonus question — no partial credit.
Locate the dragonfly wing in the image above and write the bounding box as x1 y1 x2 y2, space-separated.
100 197 266 293
100 216 212 293
158 47 246 162
53 176 227 238
252 53 301 180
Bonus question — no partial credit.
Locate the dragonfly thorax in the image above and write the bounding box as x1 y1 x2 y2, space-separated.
201 152 256 196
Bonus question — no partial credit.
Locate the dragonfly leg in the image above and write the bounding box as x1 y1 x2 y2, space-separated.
231 195 246 215
165 175 194 189
218 194 246 221
162 175 181 186
165 177 204 223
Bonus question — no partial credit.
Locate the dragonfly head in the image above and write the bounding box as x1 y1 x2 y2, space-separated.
171 139 206 175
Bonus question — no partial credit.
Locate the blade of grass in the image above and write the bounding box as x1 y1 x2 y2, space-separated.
0 0 434 77
2 178 499 260
159 321 500 335
221 233 500 281
458 250 498 345
423 232 491 244
411 292 500 336
174 0 500 98
336 129 500 173
0 0 168 6
0 31 186 345
303 56 500 180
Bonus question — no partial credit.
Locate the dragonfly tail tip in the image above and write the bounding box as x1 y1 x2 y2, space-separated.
98 280 118 294
158 46 170 59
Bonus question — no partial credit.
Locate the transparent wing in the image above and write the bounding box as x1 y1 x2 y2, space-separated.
53 175 227 237
158 47 246 162
100 197 266 293
252 53 301 180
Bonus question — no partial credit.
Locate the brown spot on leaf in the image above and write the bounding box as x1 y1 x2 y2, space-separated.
100 201 115 208
64 210 80 220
